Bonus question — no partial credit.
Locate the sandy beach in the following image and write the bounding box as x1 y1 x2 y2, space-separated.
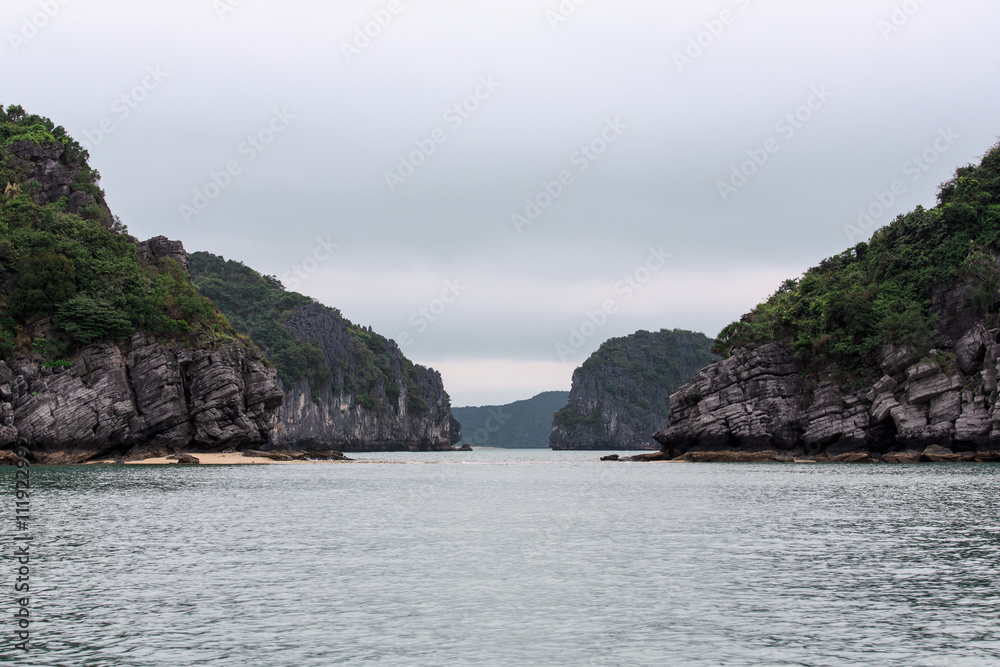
85 452 353 466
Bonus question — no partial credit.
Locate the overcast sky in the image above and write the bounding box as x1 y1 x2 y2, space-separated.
5 0 999 406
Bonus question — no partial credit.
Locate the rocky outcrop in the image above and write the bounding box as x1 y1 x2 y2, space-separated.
188 252 462 453
270 303 461 451
2 129 458 459
0 231 459 460
0 129 283 463
653 287 1000 463
243 449 350 461
0 333 282 464
137 236 189 270
5 140 111 218
549 329 719 450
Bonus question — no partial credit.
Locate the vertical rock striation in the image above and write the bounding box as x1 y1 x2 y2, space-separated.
270 302 461 451
187 254 461 452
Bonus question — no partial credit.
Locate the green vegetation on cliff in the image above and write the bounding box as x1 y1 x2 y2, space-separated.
0 105 235 359
714 142 1000 377
187 252 326 387
1 105 79 151
553 329 718 430
550 329 719 449
188 252 432 412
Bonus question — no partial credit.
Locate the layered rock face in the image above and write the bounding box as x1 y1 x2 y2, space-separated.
550 329 718 450
654 286 1000 463
0 333 282 464
271 303 461 451
0 126 285 462
137 236 189 270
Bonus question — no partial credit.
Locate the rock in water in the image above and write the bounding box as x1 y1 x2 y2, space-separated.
166 454 200 464
921 445 963 463
651 141 1000 463
0 120 282 463
243 450 293 461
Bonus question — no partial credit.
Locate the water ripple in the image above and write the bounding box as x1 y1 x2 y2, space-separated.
3 453 998 666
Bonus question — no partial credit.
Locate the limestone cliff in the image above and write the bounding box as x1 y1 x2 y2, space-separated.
271 303 461 451
549 329 718 450
654 291 1000 463
645 141 1000 463
0 333 282 464
0 107 284 463
189 254 461 451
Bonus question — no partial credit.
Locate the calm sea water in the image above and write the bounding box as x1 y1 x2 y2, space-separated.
5 449 1000 666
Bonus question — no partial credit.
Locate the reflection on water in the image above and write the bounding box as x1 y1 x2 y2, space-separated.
5 452 999 666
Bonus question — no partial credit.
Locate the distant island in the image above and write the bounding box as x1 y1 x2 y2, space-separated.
452 391 569 448
550 329 718 450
